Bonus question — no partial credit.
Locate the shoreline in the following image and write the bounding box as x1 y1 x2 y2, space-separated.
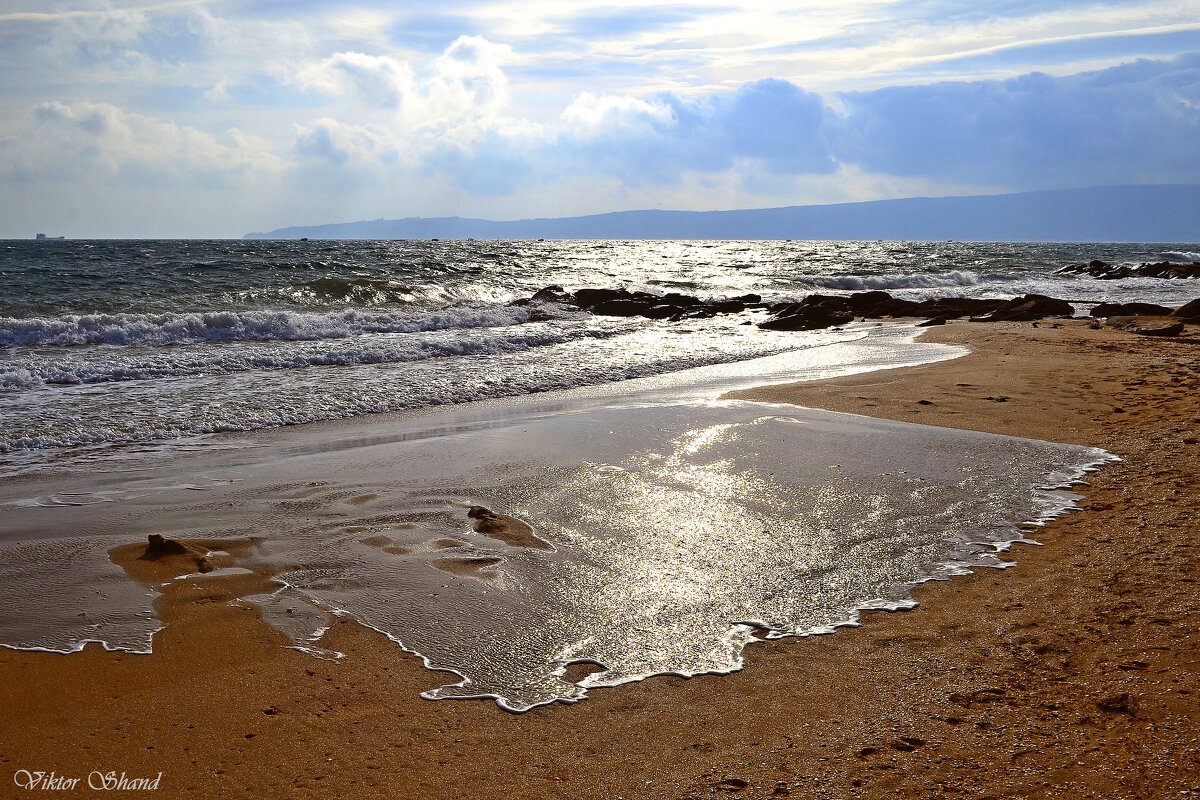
2 318 1198 797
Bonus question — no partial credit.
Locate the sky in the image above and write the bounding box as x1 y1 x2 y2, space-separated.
0 0 1198 237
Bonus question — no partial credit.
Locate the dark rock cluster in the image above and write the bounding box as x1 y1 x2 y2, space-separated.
517 287 1080 330
1089 302 1174 317
757 293 1073 329
514 286 767 321
1059 259 1200 280
1172 298 1200 322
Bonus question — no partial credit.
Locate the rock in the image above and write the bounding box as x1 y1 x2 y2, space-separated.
869 297 921 317
1171 298 1200 322
467 506 552 550
1060 260 1200 280
730 293 763 306
197 551 236 573
142 534 189 560
973 294 1073 322
716 778 749 791
530 285 567 302
891 737 925 751
759 299 855 331
1097 693 1135 714
1136 261 1200 279
1090 302 1173 318
1106 316 1186 337
1058 260 1132 279
844 290 895 314
917 317 947 327
573 287 635 308
642 304 678 320
659 292 703 308
915 297 1008 319
513 286 571 307
590 299 655 317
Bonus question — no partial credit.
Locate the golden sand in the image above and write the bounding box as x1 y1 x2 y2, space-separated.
2 319 1197 798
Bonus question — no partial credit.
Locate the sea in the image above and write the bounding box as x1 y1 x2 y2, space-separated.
0 239 1195 710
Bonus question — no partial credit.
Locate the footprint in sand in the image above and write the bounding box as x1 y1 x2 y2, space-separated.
273 483 333 500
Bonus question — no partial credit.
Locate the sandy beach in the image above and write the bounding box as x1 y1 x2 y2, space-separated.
2 318 1198 799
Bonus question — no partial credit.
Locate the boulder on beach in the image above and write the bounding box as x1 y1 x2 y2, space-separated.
1090 302 1174 318
1171 298 1200 322
1105 316 1186 337
972 294 1074 322
759 296 855 330
142 533 191 560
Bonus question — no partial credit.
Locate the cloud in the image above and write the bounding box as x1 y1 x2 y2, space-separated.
833 52 1200 186
290 35 511 134
295 51 414 109
554 79 835 184
293 117 404 166
4 101 288 186
427 35 511 117
275 53 1200 200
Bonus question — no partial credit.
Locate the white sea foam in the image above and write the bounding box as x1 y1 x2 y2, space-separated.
0 303 571 348
809 270 987 291
0 321 627 390
1163 251 1200 263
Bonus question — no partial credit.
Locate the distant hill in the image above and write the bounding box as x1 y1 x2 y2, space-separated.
244 185 1200 242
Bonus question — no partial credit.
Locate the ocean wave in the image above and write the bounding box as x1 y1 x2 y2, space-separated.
0 321 626 390
298 276 418 304
1163 251 1200 263
809 270 986 291
0 304 571 348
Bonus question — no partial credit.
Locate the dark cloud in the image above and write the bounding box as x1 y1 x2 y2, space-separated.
423 55 1200 196
833 53 1200 187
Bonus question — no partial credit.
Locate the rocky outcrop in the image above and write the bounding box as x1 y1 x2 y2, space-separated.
970 294 1075 322
759 296 855 330
1060 260 1200 280
1171 298 1200 322
1090 302 1174 318
515 286 766 321
515 287 1083 332
1106 316 1187 337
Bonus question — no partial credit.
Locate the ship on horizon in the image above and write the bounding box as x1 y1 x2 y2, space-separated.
35 233 65 240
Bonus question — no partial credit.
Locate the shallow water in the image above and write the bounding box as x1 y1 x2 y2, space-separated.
0 326 1113 711
1 239 1192 474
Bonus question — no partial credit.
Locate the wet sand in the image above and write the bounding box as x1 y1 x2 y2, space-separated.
2 319 1198 798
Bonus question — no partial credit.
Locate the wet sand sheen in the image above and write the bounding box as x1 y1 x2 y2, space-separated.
431 556 506 583
1 319 1197 797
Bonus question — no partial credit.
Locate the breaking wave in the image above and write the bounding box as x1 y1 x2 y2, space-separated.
0 303 574 348
0 321 626 390
809 270 988 291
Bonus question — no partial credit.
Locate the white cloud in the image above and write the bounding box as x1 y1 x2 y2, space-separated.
294 51 414 109
427 35 512 116
5 101 289 183
293 117 406 167
561 93 677 137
